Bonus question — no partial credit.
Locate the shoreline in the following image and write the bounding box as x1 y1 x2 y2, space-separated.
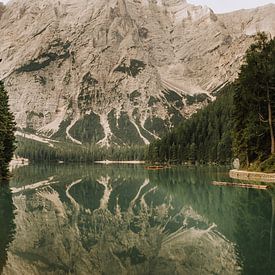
229 169 275 183
9 157 29 171
94 160 146 164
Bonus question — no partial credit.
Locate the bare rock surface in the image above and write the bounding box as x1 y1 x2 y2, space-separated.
0 0 274 145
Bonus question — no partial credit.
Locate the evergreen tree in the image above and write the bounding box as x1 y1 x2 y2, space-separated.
148 85 234 164
0 81 16 180
147 33 275 171
233 33 275 166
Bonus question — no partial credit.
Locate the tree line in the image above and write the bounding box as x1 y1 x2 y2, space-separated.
15 136 147 162
148 85 233 164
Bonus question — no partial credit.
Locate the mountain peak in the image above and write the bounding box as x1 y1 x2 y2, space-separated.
1 0 275 146
151 0 214 23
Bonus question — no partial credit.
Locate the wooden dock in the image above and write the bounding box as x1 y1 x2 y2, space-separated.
212 181 270 190
229 169 275 183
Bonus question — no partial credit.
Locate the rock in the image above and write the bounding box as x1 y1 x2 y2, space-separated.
233 158 240 170
0 2 5 18
0 0 274 145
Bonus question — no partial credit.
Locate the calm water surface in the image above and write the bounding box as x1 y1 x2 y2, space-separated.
0 164 274 275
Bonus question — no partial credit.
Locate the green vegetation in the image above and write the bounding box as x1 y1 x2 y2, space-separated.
70 113 105 144
148 33 275 171
233 33 275 170
129 90 141 101
114 59 146 77
185 93 211 105
16 39 71 73
108 110 144 145
0 81 16 180
163 90 184 108
148 96 159 107
148 85 233 164
51 119 72 140
15 136 147 162
168 105 184 126
26 111 44 130
144 117 168 137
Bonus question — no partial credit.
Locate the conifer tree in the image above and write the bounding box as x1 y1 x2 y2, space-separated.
148 85 234 164
233 33 275 166
0 81 16 180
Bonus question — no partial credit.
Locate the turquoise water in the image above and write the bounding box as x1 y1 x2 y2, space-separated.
0 164 274 274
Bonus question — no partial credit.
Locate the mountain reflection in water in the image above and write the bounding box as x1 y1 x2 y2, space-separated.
1 164 275 274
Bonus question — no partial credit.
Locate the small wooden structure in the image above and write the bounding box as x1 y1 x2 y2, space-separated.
145 166 167 170
212 181 270 190
229 169 275 183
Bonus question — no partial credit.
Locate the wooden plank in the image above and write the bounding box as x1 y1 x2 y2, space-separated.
211 181 270 190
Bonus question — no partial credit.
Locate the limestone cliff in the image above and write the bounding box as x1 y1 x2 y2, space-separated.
0 0 274 146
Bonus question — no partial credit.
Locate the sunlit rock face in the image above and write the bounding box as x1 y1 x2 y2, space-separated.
0 2 5 18
0 0 275 145
3 169 241 275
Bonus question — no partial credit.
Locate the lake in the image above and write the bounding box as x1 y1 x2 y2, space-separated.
0 164 274 275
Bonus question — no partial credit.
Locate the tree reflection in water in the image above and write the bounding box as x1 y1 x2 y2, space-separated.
0 181 15 274
3 164 275 274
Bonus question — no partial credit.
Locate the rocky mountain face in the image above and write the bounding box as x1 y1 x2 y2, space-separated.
0 2 5 18
0 0 275 146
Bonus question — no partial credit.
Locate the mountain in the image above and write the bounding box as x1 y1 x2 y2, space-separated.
0 0 275 146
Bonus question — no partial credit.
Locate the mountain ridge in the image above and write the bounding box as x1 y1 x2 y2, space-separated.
0 0 275 146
